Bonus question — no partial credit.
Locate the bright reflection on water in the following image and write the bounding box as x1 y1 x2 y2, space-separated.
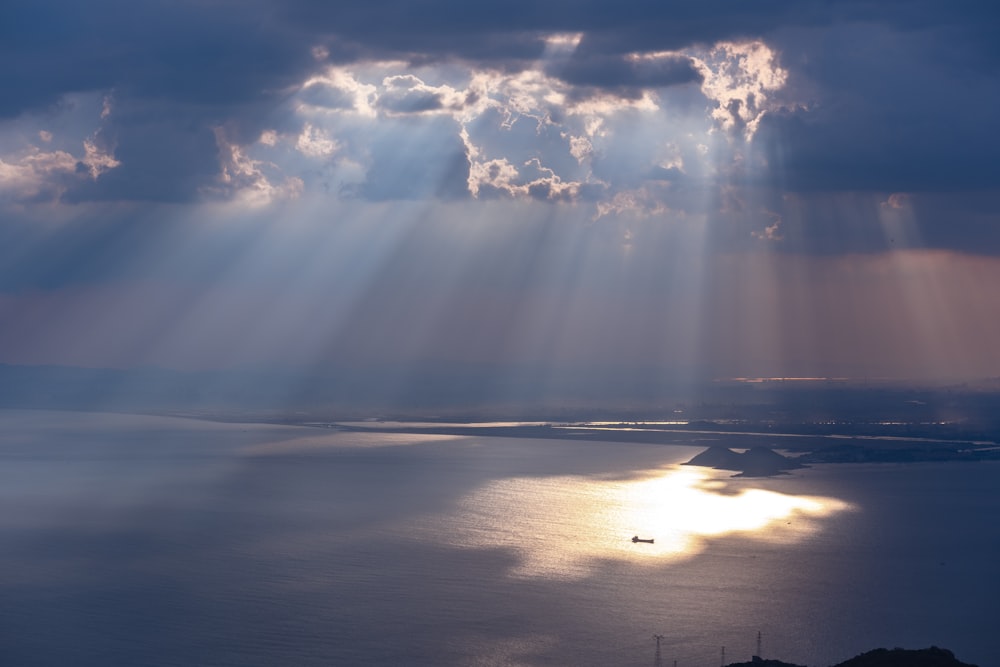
425 466 852 580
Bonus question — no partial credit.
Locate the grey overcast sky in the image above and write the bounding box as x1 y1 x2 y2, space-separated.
2 0 999 396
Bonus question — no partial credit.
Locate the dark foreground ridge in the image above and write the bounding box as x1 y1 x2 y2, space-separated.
725 646 978 667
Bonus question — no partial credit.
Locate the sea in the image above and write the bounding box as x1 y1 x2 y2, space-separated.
1 410 997 666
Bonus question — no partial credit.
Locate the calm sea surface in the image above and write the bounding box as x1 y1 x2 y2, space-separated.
1 410 996 666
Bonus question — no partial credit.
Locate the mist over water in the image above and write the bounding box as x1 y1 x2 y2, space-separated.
1 411 996 666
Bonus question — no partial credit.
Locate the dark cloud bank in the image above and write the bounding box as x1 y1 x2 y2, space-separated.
2 0 996 213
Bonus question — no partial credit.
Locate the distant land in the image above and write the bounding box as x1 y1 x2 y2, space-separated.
726 645 977 666
4 362 1000 472
8 362 1000 426
318 420 1000 475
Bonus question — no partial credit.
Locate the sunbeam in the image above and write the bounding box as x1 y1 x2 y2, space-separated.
3 6 1000 666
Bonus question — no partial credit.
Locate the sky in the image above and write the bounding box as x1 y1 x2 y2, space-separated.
2 1 1000 406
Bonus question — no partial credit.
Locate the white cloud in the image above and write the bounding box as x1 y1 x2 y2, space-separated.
210 129 303 207
563 133 593 164
542 32 583 52
299 68 379 117
467 156 521 197
229 37 794 210
295 123 338 157
259 130 279 147
595 187 669 219
82 138 120 179
659 142 684 172
690 40 788 139
571 91 660 118
0 147 77 200
377 74 469 115
463 125 595 202
0 134 119 202
882 192 911 210
752 212 784 241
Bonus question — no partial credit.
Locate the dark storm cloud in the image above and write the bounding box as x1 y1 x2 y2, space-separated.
545 51 701 97
376 92 444 114
276 0 786 59
376 86 447 114
755 20 1000 195
912 193 1000 254
3 0 999 211
5 0 994 117
704 188 1000 258
279 0 1000 209
277 0 997 62
66 116 220 203
298 85 357 111
0 0 313 202
0 0 312 119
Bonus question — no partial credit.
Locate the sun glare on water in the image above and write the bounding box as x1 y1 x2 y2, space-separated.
425 466 852 580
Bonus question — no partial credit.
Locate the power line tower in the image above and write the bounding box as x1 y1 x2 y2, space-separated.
756 631 762 658
720 645 726 666
653 634 665 667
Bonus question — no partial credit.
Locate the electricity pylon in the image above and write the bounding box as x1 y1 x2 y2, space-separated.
653 634 665 667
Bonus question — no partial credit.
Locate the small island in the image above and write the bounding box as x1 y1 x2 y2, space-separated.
683 445 803 477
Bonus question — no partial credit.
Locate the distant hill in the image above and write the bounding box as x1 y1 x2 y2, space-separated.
830 646 978 667
725 659 806 667
724 646 977 667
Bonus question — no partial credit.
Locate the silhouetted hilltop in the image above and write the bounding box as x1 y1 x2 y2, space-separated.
738 447 803 477
724 646 977 667
726 659 806 667
683 446 802 477
830 646 977 667
684 445 745 469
